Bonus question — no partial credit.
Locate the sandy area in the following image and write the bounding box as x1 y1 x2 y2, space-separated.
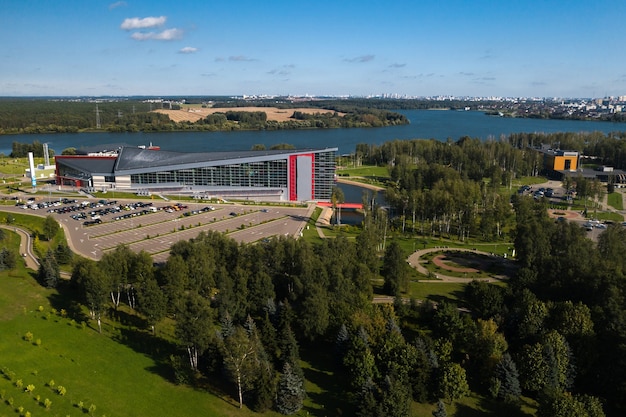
153 106 342 123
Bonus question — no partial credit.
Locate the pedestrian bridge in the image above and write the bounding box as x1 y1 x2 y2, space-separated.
317 202 363 209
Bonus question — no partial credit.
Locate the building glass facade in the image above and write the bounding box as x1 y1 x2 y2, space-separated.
130 159 288 188
314 150 336 200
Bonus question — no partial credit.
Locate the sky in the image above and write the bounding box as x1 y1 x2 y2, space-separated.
2 0 625 98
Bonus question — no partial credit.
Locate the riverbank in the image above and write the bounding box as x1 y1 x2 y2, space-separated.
336 177 385 192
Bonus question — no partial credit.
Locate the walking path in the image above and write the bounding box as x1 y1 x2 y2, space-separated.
407 247 511 283
0 225 39 270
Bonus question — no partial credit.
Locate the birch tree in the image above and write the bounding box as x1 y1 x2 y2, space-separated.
220 326 257 409
175 292 214 371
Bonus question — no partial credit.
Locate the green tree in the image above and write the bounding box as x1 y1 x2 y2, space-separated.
432 400 447 417
175 292 215 371
158 254 189 314
54 241 73 264
78 260 108 333
537 391 605 417
42 215 59 241
381 240 409 296
0 247 17 271
136 276 167 334
470 318 508 382
331 185 345 225
518 342 549 392
99 245 133 310
38 249 60 288
298 281 330 340
491 353 521 403
438 362 469 403
275 361 305 415
343 327 378 391
220 326 258 409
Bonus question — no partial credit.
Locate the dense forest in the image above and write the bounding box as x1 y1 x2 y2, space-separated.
17 134 625 416
356 133 623 241
52 199 624 416
0 98 408 134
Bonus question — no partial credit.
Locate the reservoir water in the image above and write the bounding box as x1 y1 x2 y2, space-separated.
2 109 626 156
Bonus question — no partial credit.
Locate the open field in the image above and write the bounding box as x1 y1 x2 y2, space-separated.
153 106 343 123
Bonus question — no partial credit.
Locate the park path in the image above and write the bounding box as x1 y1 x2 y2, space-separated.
0 225 39 270
407 247 506 283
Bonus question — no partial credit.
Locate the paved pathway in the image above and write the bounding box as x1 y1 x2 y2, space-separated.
0 225 39 270
407 247 509 283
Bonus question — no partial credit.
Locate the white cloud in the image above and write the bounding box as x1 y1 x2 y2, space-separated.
179 46 198 54
229 55 256 62
121 16 166 30
109 1 127 10
344 55 375 63
131 28 183 41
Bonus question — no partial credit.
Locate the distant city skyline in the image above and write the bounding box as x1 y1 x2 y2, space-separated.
2 0 625 98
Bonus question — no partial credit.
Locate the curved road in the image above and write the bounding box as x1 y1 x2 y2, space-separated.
0 225 39 270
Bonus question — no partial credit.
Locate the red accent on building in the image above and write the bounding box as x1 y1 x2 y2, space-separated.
288 153 315 201
54 155 117 188
288 155 297 201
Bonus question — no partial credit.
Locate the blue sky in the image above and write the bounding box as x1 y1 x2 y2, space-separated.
2 0 625 98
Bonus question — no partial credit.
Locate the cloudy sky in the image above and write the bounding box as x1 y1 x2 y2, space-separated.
2 0 625 98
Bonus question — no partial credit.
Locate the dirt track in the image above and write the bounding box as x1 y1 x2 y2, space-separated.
154 106 342 123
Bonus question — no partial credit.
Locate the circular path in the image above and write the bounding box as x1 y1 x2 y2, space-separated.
407 247 513 283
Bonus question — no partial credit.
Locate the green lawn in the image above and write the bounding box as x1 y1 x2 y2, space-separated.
336 165 389 178
0 269 286 417
607 192 624 210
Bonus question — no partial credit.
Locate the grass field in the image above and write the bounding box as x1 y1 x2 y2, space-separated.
607 192 624 210
336 165 389 178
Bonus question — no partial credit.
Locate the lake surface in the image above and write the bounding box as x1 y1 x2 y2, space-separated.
2 109 626 156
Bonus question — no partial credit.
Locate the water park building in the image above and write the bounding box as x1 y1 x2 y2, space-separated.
54 145 338 202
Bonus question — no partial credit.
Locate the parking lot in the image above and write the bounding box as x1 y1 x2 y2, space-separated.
12 198 313 263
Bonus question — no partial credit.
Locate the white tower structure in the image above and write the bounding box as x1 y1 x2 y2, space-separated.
43 143 50 166
95 104 101 129
28 152 36 188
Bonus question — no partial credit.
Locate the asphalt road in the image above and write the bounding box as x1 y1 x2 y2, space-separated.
1 199 314 264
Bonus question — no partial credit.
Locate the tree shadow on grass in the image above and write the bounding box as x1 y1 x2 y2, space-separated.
301 366 352 417
300 344 353 417
454 397 534 417
47 284 90 324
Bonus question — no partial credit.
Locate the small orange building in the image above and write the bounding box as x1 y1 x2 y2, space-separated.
537 148 579 178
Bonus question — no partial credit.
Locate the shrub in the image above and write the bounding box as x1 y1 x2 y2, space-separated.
24 384 35 394
44 398 52 409
23 332 33 342
57 386 66 396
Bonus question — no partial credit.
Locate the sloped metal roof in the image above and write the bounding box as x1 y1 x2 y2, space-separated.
114 147 332 172
56 156 117 175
